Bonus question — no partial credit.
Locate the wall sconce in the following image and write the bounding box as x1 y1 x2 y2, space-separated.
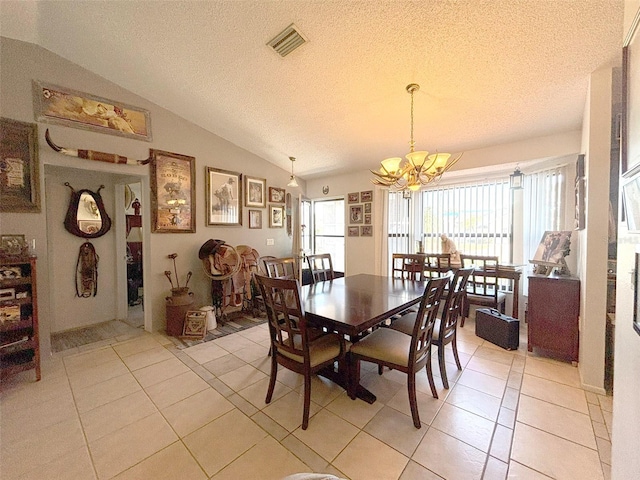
510 166 524 189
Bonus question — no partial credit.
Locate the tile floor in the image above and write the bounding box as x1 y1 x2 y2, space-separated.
1 315 613 480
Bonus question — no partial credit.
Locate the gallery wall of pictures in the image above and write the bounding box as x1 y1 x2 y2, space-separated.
347 190 373 237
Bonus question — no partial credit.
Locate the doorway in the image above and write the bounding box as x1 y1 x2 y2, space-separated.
124 182 144 328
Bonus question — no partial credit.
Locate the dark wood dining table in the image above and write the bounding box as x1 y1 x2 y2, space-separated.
302 273 428 403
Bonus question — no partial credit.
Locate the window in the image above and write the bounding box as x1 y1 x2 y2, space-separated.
388 179 512 268
312 199 345 272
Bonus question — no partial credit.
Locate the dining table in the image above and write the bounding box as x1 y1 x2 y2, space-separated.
301 273 428 403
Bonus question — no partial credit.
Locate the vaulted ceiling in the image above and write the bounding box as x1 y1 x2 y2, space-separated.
1 0 624 180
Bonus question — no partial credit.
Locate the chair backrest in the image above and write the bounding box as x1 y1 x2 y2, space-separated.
460 254 500 299
264 257 297 279
438 267 474 341
409 276 449 363
254 274 310 363
423 253 452 279
306 253 334 283
391 253 428 280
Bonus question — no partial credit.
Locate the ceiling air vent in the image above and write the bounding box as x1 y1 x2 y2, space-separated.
267 24 308 57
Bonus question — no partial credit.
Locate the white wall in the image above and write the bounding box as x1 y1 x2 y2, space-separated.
612 3 640 479
0 38 300 353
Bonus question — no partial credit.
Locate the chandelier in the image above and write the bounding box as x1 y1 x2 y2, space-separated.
371 83 462 191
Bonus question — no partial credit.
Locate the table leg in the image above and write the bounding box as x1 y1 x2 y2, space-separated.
317 356 377 404
512 277 520 319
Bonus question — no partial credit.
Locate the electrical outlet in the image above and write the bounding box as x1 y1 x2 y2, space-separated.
266 238 274 246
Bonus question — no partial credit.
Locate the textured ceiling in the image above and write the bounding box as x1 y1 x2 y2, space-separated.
1 0 624 179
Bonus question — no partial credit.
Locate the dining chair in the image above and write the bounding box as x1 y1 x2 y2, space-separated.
423 253 452 279
348 276 449 428
263 257 297 279
459 254 506 327
255 274 349 430
306 253 334 283
390 268 474 389
391 253 428 280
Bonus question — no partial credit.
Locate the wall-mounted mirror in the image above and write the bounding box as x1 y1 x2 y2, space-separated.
64 183 112 238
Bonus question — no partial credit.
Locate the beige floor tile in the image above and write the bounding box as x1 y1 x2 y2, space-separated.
0 370 73 412
63 346 120 373
386 387 445 426
203 353 247 376
457 369 507 398
399 460 444 480
183 341 230 364
484 456 509 480
112 442 207 480
497 406 516 429
297 374 345 407
74 372 141 413
1 390 77 443
502 387 520 410
431 402 496 452
507 371 523 389
360 371 405 404
334 431 409 480
363 406 428 457
412 428 486 480
473 345 516 366
112 334 164 358
490 424 513 462
250 410 290 441
237 325 270 343
217 363 267 391
598 394 613 413
520 374 588 414
517 395 596 448
511 422 603 480
456 339 480 355
507 460 554 479
161 387 235 437
446 383 502 421
524 357 581 388
250 353 272 375
325 390 384 428
585 391 600 405
237 376 291 409
89 412 177 479
1 417 87 479
183 409 268 477
280 433 331 473
67 358 130 391
212 436 311 480
272 366 305 389
80 389 157 442
145 370 210 409
213 332 258 353
131 356 191 388
596 436 612 465
466 356 512 380
232 343 270 363
121 345 175 371
592 420 610 440
263 390 322 431
9 445 96 480
588 403 605 424
293 409 359 462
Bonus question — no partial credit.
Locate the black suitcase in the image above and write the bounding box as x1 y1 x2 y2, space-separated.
475 308 519 350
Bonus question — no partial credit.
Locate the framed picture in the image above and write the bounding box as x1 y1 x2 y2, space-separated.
150 150 196 233
245 176 266 207
206 168 242 226
348 226 359 237
623 172 640 232
364 202 372 214
361 226 373 237
248 209 263 229
268 186 286 203
350 205 363 224
348 192 359 203
622 11 640 175
0 234 26 257
361 190 373 202
182 311 207 339
364 214 372 225
0 118 40 213
269 205 284 228
33 81 152 141
531 231 572 265
575 178 585 230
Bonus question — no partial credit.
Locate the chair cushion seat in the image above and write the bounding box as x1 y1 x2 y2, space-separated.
466 291 506 306
349 328 412 367
390 315 442 341
279 333 345 367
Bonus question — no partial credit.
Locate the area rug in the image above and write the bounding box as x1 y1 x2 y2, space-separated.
171 310 267 348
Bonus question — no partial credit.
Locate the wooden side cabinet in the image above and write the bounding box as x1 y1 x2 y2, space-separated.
0 256 41 381
527 274 580 362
